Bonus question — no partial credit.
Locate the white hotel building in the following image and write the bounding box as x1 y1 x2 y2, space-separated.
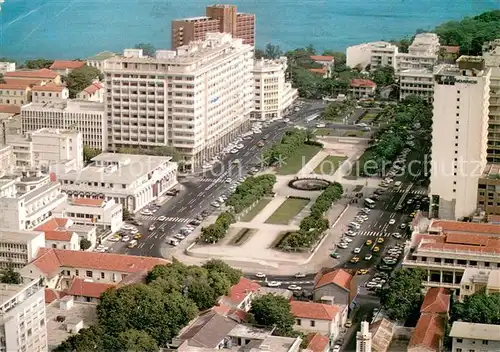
103 33 254 170
429 56 490 220
55 153 177 213
251 57 297 120
21 100 107 151
0 278 47 352
346 41 398 70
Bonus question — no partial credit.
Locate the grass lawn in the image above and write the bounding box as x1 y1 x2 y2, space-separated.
265 198 310 225
361 112 378 122
240 198 272 222
276 144 322 175
315 128 340 136
229 228 255 246
343 130 365 137
314 155 347 175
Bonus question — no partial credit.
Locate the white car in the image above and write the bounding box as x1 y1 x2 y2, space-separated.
342 237 353 243
237 144 244 149
122 235 131 242
287 285 302 291
389 219 396 225
231 149 239 154
332 345 341 352
337 243 349 249
267 281 281 287
294 272 306 278
392 232 402 239
129 228 138 235
353 247 361 254
158 216 166 222
225 178 232 183
255 272 266 278
122 225 134 230
148 225 155 231
316 123 326 128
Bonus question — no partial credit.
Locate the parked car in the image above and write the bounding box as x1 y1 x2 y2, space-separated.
255 272 266 278
267 281 281 287
148 225 155 231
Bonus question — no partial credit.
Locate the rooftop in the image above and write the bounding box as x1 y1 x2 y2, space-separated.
225 277 261 305
420 288 450 314
49 60 86 70
290 300 339 321
177 311 238 348
0 229 44 244
314 268 353 291
21 100 105 113
66 277 116 298
0 278 43 306
449 321 500 341
350 79 376 88
69 197 106 207
408 314 445 351
310 55 334 62
81 82 103 94
305 333 329 352
35 218 71 232
27 247 168 278
31 83 66 92
46 298 98 349
0 105 20 114
86 51 116 61
429 219 500 236
309 67 327 75
5 68 58 79
370 318 395 352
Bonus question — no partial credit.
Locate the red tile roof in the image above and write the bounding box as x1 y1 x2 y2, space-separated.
290 300 339 321
420 242 500 255
82 82 103 95
430 219 500 235
45 288 67 304
227 277 261 305
309 68 327 75
408 314 445 351
306 333 330 352
350 79 376 88
50 60 86 70
66 277 116 298
421 288 450 314
310 55 334 62
0 82 33 90
44 230 75 242
0 105 20 114
5 68 58 79
71 197 105 207
35 218 70 232
314 269 353 291
31 83 66 92
30 248 168 277
441 45 460 54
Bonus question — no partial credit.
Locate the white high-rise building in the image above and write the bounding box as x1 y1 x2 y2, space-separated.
430 56 490 220
104 33 254 171
397 33 440 71
346 42 398 70
399 68 435 101
251 57 298 120
482 39 500 163
356 321 372 352
21 101 106 151
0 278 47 352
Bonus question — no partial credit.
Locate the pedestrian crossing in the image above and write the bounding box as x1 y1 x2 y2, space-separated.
199 177 220 183
393 189 428 195
357 231 395 238
137 215 194 223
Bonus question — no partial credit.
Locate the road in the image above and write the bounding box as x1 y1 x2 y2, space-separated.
108 101 326 258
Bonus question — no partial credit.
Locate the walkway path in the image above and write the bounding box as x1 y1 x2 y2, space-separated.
251 196 286 223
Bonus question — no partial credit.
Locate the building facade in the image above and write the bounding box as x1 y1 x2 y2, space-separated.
103 33 254 170
86 51 116 73
356 321 372 352
476 163 500 215
0 62 15 74
171 4 255 49
346 41 398 70
0 229 45 269
399 68 435 101
396 33 440 71
31 84 69 104
21 101 107 150
450 322 500 352
459 268 500 302
251 57 298 120
0 146 16 177
0 278 47 352
349 79 377 98
482 40 500 163
429 56 490 220
55 153 177 212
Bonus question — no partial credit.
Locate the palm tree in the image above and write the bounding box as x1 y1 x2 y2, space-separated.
305 128 316 143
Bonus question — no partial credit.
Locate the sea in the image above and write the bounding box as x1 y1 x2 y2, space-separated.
0 0 498 61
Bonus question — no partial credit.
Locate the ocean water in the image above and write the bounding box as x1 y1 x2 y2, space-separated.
0 0 498 61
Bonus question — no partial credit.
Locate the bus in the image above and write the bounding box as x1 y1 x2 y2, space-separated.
364 198 376 209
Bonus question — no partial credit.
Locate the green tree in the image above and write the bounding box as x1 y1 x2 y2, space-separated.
24 59 53 69
134 43 156 57
202 259 242 285
264 43 282 59
117 329 158 352
250 294 295 335
66 66 103 98
370 66 395 87
322 51 346 66
83 146 101 164
255 48 265 59
0 263 22 284
53 325 104 352
453 291 500 324
378 268 427 321
79 238 92 251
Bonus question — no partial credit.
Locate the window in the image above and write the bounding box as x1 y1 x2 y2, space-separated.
457 339 463 343
310 320 315 327
483 340 488 345
455 349 462 352
86 271 93 278
296 319 301 326
101 272 105 279
75 270 79 276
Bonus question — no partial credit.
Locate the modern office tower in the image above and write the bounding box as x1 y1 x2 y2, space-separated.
171 4 255 49
0 278 47 351
430 56 490 220
356 321 372 352
251 57 298 120
103 33 254 171
482 39 500 162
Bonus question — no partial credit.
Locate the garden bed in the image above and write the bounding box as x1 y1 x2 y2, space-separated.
314 155 347 175
229 228 255 246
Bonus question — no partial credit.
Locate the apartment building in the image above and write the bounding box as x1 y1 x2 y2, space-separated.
403 219 500 294
49 60 86 76
429 56 490 220
31 84 69 103
0 62 15 74
171 4 255 49
0 229 44 269
251 57 298 120
6 128 83 171
0 173 67 230
450 322 500 352
399 68 435 101
397 33 440 71
103 33 254 170
482 39 500 163
346 41 398 70
55 153 177 212
0 278 47 352
53 197 123 234
459 268 500 302
476 163 500 215
349 79 376 98
356 321 372 352
21 100 106 150
0 146 16 176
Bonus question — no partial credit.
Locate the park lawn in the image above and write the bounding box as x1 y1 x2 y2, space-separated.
343 130 365 137
314 155 347 175
315 128 339 136
265 198 310 225
240 198 272 222
276 144 322 175
361 112 378 122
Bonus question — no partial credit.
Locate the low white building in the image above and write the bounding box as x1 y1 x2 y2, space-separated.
21 100 107 151
349 79 377 98
0 173 67 230
0 229 45 269
0 278 47 352
0 61 15 74
450 322 500 352
7 128 84 171
251 57 298 120
53 197 123 234
55 153 177 212
76 81 104 102
35 217 97 251
346 41 398 70
31 83 69 103
399 68 434 101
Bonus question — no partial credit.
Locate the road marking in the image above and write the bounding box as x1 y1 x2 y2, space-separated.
179 206 187 212
149 243 155 250
138 243 145 249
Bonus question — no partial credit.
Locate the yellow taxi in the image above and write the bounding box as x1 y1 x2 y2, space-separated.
365 239 373 246
377 238 384 244
350 256 360 263
372 246 380 253
134 233 142 240
357 269 369 275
